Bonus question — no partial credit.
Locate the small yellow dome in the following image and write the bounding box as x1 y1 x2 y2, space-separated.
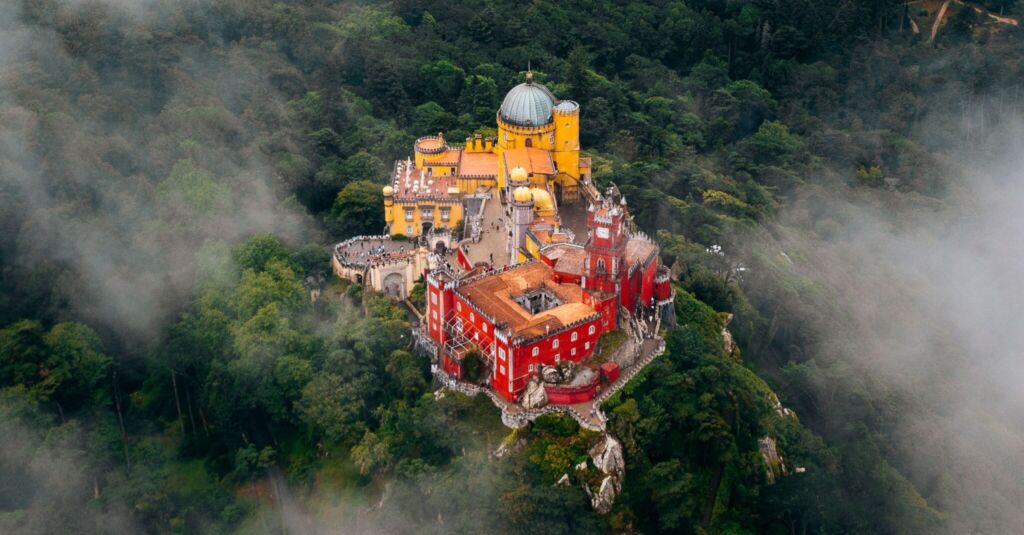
530 188 554 212
513 186 533 203
382 185 394 196
510 166 528 183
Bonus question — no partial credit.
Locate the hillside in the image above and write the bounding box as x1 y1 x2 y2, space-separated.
2 1 1023 533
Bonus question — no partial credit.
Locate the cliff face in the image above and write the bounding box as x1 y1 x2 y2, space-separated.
587 434 625 514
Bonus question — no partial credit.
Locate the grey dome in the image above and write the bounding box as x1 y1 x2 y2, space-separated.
499 82 556 127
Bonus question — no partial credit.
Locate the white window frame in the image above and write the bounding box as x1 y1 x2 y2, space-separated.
585 342 591 350
457 302 462 311
571 348 577 356
499 365 506 375
498 348 506 361
588 325 596 335
431 293 438 304
532 347 540 357
552 339 559 349
554 354 561 362
571 332 578 342
482 324 488 333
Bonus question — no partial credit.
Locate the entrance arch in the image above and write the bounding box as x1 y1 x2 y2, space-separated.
383 272 406 299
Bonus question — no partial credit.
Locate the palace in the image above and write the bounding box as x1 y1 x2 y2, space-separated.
333 71 673 410
383 70 588 245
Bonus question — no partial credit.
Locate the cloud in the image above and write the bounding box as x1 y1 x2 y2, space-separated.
741 127 1024 532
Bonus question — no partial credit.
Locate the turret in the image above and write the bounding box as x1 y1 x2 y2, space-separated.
510 186 534 264
553 100 580 177
383 185 395 232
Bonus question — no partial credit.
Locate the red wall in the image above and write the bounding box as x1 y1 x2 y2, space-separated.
544 375 599 404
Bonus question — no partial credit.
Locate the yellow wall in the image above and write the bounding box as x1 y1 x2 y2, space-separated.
384 199 463 238
553 109 580 180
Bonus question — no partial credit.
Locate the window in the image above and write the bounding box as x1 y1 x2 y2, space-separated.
469 312 475 321
529 364 536 372
588 325 596 335
431 310 437 320
482 324 488 333
457 302 462 311
571 332 578 342
571 348 577 356
552 339 559 349
405 208 414 222
406 224 413 235
450 168 456 175
431 293 438 304
532 347 540 357
441 207 450 221
421 208 433 220
549 134 554 144
498 348 506 361
585 342 591 350
474 332 479 341
499 365 506 375
554 354 560 362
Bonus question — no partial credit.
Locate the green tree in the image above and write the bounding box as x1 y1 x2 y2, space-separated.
326 180 384 238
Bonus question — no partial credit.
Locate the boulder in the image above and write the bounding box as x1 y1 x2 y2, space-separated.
589 434 625 478
590 475 620 514
541 365 561 383
555 473 571 487
521 377 549 409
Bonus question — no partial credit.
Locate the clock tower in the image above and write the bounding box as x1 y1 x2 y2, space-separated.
582 190 628 296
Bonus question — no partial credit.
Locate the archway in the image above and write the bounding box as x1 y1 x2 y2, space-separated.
383 272 406 299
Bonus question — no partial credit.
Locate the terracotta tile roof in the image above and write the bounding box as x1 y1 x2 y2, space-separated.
423 148 462 167
542 244 586 276
459 151 498 177
503 147 555 176
457 262 597 339
626 238 658 269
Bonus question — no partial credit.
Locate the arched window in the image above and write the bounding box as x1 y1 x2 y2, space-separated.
588 325 596 335
525 138 533 147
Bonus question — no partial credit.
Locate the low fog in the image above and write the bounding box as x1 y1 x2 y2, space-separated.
0 0 314 343
740 130 1024 532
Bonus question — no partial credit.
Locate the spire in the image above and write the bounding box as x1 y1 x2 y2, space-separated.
526 61 533 84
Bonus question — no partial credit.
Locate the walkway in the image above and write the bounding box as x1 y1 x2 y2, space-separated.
463 189 510 267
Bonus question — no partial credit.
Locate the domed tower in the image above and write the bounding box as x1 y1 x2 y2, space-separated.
496 71 557 155
510 186 534 264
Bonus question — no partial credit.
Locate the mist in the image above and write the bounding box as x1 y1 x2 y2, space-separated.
0 0 315 343
739 124 1024 532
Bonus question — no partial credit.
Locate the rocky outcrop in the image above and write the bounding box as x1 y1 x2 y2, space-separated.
759 436 788 484
586 434 625 514
555 473 571 487
541 365 561 383
493 435 527 459
721 313 735 355
589 434 625 476
590 475 620 514
521 377 549 409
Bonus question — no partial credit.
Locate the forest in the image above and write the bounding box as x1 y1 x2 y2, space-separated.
2 0 1024 533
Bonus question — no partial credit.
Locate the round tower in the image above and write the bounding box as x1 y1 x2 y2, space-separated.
510 186 534 264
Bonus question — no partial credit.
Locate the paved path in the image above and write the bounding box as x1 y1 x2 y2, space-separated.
464 190 510 267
